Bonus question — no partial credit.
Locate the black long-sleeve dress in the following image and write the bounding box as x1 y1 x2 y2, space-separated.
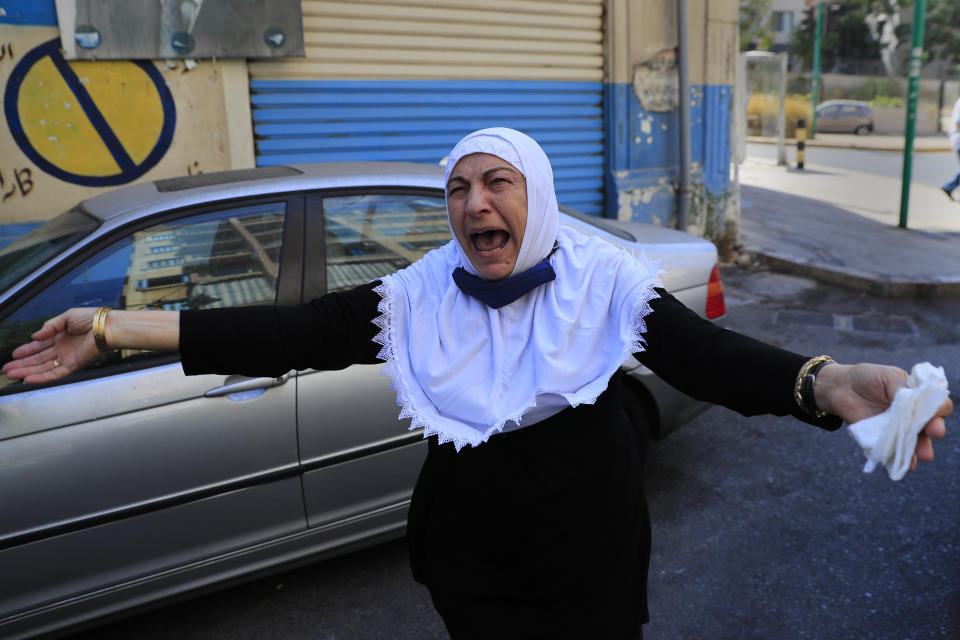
180 283 840 640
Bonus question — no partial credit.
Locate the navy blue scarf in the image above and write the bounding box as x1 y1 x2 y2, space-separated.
452 257 556 309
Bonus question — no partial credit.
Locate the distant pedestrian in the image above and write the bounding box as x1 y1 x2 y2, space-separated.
941 96 960 201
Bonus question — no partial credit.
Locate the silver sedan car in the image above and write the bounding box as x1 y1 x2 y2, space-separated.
0 163 725 639
815 99 874 135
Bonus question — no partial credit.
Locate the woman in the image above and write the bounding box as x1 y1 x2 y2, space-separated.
4 128 950 639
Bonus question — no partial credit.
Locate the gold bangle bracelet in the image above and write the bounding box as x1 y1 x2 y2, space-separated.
794 355 836 418
92 306 112 353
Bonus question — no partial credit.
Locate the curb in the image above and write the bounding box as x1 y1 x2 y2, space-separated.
746 136 951 153
745 249 960 299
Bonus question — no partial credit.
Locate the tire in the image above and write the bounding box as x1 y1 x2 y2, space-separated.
854 125 871 136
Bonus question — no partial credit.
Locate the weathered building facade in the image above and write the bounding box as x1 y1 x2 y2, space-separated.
1 0 738 250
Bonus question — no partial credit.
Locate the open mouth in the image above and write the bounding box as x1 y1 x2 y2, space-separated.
470 229 509 254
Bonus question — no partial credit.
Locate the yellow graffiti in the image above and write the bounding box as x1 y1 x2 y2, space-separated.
76 61 165 165
17 56 115 176
15 59 167 177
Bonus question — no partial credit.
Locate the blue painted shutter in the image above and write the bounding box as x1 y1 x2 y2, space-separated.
249 1 605 216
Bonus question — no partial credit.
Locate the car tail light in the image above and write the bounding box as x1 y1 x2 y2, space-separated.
706 265 726 319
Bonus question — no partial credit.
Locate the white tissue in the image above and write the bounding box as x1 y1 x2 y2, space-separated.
847 362 949 481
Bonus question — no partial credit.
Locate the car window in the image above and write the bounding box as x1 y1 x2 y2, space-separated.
0 201 287 389
323 193 450 292
0 206 99 293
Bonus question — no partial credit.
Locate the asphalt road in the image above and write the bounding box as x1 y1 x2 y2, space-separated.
643 268 960 640
746 142 958 189
66 268 960 640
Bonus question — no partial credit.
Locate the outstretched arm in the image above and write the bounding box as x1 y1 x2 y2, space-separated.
637 290 950 474
3 281 386 385
2 308 178 384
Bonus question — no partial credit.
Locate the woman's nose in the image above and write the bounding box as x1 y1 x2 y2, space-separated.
464 184 489 217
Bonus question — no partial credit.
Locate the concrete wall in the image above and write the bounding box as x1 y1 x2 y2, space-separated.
872 106 940 135
0 1 254 233
606 0 739 255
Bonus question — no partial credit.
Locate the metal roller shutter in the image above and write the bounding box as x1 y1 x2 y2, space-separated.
250 0 605 215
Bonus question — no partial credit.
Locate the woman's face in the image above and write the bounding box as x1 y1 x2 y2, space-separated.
446 153 527 281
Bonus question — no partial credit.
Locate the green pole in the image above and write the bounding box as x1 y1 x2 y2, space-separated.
899 0 927 229
811 2 823 137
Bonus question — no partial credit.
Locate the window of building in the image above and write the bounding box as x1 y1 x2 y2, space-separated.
772 11 794 32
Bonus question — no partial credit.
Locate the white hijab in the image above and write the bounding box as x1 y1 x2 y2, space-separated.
443 128 559 276
373 128 663 450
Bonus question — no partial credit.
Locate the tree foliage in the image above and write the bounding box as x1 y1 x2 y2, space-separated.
790 0 884 72
739 0 774 51
791 1 960 75
923 0 960 68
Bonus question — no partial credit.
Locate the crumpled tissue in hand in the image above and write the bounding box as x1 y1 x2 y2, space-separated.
847 362 949 481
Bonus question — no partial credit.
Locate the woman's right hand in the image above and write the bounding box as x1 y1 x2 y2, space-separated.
2 308 101 384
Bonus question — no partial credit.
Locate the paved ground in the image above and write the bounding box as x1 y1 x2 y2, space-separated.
737 132 960 298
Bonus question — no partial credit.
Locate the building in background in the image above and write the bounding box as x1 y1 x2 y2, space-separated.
1 0 741 255
769 0 805 55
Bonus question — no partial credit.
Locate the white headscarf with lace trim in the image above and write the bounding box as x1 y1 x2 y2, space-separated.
373 128 663 450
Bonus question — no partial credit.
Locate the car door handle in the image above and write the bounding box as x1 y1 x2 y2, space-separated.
204 371 294 398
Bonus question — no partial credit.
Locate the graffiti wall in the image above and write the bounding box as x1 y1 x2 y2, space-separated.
0 2 252 229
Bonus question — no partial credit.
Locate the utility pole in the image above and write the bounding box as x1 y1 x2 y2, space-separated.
899 0 927 229
811 2 824 137
676 0 690 232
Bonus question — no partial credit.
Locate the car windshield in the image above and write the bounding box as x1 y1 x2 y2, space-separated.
0 206 99 293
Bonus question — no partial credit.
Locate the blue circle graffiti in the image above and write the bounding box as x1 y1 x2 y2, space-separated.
4 38 176 187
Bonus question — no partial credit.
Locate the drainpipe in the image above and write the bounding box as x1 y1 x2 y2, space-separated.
676 0 691 232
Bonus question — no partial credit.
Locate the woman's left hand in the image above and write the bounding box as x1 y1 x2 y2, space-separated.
815 363 951 471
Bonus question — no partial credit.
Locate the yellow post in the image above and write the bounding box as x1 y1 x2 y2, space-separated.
796 118 807 170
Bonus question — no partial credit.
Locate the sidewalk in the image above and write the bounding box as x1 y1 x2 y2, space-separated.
736 156 960 298
747 132 952 153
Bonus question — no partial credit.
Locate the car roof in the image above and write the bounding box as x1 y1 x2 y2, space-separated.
79 162 447 222
75 160 708 251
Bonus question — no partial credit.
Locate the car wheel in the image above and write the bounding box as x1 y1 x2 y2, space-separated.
854 125 871 136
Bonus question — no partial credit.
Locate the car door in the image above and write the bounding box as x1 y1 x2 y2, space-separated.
839 105 864 132
296 190 451 532
0 197 306 624
817 105 839 132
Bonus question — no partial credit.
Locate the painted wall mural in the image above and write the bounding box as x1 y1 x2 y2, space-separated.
1 0 247 230
5 37 176 187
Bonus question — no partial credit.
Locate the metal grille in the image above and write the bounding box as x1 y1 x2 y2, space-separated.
249 0 603 81
249 0 605 215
